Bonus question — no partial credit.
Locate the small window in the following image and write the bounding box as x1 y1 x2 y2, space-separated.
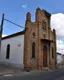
52 47 54 58
6 44 10 59
32 42 35 58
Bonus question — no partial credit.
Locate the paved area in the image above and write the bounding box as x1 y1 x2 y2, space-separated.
1 68 64 80
0 64 64 80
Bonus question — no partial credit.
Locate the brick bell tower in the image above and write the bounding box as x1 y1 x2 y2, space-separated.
24 8 57 71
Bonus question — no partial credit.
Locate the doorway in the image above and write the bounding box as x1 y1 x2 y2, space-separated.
43 45 47 67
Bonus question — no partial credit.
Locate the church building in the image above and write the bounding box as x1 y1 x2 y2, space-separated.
0 8 57 70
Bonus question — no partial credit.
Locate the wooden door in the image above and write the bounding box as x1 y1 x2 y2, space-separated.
43 45 47 67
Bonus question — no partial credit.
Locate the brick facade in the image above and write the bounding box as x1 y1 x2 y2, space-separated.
24 7 57 71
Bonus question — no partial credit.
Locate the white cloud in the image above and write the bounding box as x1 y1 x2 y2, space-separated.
57 40 64 54
22 4 27 8
51 13 64 40
2 34 7 37
51 14 64 54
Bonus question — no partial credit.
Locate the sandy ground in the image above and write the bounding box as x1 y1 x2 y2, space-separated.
0 64 23 75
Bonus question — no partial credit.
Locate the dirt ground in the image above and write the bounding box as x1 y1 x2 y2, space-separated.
0 64 23 74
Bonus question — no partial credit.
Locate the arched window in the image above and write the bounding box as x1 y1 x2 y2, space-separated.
43 34 46 39
32 42 35 58
52 47 54 58
6 44 10 59
32 32 35 37
42 20 46 30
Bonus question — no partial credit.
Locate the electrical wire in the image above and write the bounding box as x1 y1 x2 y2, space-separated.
4 18 24 28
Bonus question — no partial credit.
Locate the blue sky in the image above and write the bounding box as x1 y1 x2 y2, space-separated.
0 0 64 35
1 0 64 54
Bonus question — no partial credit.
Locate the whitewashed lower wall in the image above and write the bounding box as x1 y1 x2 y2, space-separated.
0 35 24 68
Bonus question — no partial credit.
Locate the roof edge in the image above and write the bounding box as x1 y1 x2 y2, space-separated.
2 30 25 40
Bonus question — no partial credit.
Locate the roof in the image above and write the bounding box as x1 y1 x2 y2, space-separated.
2 30 25 40
57 52 62 55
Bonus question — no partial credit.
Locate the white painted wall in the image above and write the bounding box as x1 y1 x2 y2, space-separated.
0 35 24 68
